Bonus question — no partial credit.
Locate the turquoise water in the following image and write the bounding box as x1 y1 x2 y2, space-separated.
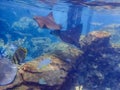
0 0 120 89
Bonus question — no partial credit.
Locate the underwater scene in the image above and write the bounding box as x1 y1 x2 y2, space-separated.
0 0 120 90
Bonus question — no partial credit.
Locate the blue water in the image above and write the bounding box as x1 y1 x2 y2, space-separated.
0 0 120 89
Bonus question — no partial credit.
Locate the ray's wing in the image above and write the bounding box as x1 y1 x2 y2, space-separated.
33 16 45 28
46 12 61 30
47 12 55 22
45 20 61 30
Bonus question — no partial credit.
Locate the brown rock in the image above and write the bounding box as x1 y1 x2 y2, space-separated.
19 55 71 86
80 31 111 51
90 31 111 38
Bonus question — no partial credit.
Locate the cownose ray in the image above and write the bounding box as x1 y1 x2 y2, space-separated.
50 24 83 48
33 12 61 30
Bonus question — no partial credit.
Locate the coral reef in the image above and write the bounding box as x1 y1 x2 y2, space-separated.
0 36 53 61
0 39 82 90
76 31 120 90
11 17 51 38
0 40 21 59
31 37 52 58
80 31 111 51
12 17 39 32
9 17 58 59
44 42 83 63
11 17 41 42
1 31 120 90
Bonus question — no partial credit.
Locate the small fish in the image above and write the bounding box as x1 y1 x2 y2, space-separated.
11 47 27 65
33 12 61 30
